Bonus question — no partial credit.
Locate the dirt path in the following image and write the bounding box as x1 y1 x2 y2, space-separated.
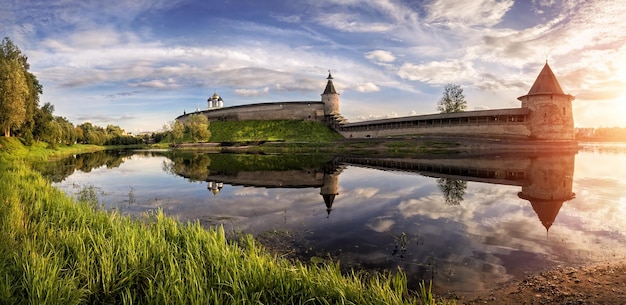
453 263 626 305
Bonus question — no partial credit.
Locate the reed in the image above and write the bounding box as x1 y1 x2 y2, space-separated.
0 139 454 304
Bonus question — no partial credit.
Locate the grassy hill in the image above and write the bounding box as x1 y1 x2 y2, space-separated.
208 120 342 143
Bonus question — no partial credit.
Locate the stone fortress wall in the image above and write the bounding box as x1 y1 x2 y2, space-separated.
175 64 575 141
177 101 325 124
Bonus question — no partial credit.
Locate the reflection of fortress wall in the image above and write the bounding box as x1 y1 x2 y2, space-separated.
205 169 325 188
340 156 532 186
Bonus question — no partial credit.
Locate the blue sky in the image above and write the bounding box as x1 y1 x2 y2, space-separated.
3 0 626 132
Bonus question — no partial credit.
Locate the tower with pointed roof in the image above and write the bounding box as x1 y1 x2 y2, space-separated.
321 71 340 116
517 62 575 140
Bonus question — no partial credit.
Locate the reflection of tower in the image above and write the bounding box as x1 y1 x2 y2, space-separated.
517 154 576 232
207 181 223 196
320 163 342 217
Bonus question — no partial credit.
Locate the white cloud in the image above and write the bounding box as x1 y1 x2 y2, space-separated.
132 79 180 89
234 87 270 97
398 59 476 85
425 0 515 27
354 82 380 93
314 12 394 33
365 50 396 63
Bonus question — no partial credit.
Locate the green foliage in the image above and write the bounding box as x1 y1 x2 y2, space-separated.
0 45 28 137
437 84 466 114
185 114 211 142
0 37 42 138
210 120 342 143
0 142 456 305
171 120 185 144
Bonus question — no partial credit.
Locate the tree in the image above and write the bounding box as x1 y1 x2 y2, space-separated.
171 120 185 144
186 114 211 143
0 37 40 138
32 102 55 142
437 83 466 114
0 47 28 136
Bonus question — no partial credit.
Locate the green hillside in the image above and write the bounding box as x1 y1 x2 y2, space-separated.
208 120 342 143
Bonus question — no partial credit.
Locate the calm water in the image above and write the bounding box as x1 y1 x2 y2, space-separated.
39 146 626 294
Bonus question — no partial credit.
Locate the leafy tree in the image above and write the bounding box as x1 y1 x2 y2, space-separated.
437 83 467 114
32 102 55 142
0 37 41 138
56 116 77 145
171 120 185 144
186 114 211 143
43 119 62 148
0 41 29 136
19 69 43 138
106 124 124 137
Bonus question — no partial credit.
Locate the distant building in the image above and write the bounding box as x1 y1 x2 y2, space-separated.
208 92 224 109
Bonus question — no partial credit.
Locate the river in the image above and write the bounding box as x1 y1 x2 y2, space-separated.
37 144 626 295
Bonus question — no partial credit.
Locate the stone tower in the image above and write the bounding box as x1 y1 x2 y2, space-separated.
517 63 575 140
321 72 340 116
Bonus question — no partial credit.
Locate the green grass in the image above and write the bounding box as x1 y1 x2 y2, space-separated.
0 137 104 161
209 120 343 143
0 137 454 304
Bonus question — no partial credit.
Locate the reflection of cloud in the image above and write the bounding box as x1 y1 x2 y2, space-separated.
347 187 379 198
232 188 269 197
366 217 395 233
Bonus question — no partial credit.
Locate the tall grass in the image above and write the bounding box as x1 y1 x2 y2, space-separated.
0 138 454 304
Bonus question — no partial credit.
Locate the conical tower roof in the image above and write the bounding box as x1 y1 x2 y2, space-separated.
323 72 337 95
529 200 564 232
526 62 565 95
518 191 574 232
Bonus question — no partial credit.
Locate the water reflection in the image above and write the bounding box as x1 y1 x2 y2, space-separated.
47 150 626 295
162 153 575 234
35 150 154 182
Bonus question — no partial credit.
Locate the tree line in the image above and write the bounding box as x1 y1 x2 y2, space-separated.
0 37 141 146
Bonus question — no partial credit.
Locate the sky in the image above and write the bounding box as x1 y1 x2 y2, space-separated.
2 0 626 133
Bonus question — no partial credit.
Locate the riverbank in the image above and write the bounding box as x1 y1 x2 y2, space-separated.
455 262 626 304
0 138 445 304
